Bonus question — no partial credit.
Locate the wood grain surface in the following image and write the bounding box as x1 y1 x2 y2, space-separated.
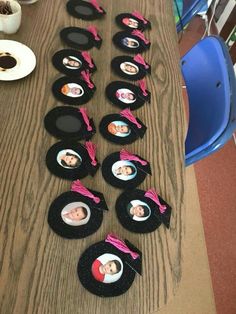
0 1 185 313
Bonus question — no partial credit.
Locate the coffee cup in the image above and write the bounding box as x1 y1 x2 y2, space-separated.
0 0 21 34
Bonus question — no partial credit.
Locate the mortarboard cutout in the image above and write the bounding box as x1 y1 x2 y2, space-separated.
116 188 172 233
115 11 151 31
66 0 105 20
46 140 99 180
77 233 142 297
99 108 146 145
52 49 97 77
105 79 150 111
113 30 150 54
101 149 151 189
47 180 108 239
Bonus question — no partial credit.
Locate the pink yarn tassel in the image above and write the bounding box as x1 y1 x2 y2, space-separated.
81 70 94 89
79 108 92 131
90 0 103 13
81 51 94 68
87 26 100 41
132 30 149 44
120 149 147 165
105 234 139 259
85 141 97 166
131 10 148 24
145 189 167 213
120 108 142 129
139 79 148 96
71 179 100 203
133 54 149 69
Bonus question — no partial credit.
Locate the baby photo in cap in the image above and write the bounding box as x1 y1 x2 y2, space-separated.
56 149 82 169
113 30 150 54
116 88 136 104
61 201 91 226
61 83 84 98
116 11 151 31
112 160 137 181
127 200 151 221
107 121 131 137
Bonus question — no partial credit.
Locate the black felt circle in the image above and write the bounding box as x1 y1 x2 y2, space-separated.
52 49 96 77
115 13 151 31
111 56 150 81
116 189 162 233
48 191 104 239
112 31 150 54
101 152 147 189
67 0 105 20
52 76 95 106
60 27 102 50
77 240 136 297
105 81 150 111
99 114 140 145
44 106 96 140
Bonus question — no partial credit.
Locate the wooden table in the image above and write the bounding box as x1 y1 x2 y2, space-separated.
0 1 185 313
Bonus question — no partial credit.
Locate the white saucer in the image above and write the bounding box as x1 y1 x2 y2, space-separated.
0 40 36 81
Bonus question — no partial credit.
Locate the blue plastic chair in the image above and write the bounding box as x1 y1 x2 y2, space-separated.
181 36 236 166
174 0 207 33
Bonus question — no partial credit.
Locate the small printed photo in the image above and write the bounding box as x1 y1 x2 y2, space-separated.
62 55 82 70
0 52 17 71
107 121 131 137
91 253 123 283
122 37 139 49
120 62 139 75
127 200 151 221
57 149 82 169
61 83 84 98
112 160 137 181
116 88 136 104
61 201 91 226
122 17 139 29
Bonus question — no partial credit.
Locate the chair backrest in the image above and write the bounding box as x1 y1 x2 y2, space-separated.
182 36 236 166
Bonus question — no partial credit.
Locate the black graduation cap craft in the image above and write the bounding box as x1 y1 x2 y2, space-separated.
116 189 172 234
116 11 151 31
52 70 96 106
106 79 150 111
77 233 142 297
101 149 151 189
46 140 99 180
67 0 105 20
52 49 96 77
113 30 150 54
111 54 151 81
48 180 108 239
99 108 146 145
44 107 96 141
60 26 102 50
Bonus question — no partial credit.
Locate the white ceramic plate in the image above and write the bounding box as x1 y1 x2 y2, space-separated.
0 40 36 81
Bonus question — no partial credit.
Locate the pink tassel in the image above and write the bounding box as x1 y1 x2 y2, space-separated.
120 108 142 129
90 0 104 13
79 108 92 131
145 189 167 213
81 51 94 68
133 54 149 69
120 149 147 165
71 179 100 203
105 234 139 259
132 30 150 44
87 26 100 41
85 141 97 166
81 70 94 89
131 10 148 24
139 79 148 96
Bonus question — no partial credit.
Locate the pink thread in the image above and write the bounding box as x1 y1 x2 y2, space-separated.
133 54 149 69
120 108 142 129
105 234 139 259
85 141 97 166
120 149 147 165
145 189 167 213
79 108 92 131
131 10 148 24
81 51 94 68
87 26 100 41
81 70 94 89
71 180 100 203
139 79 148 96
131 30 150 44
90 0 104 13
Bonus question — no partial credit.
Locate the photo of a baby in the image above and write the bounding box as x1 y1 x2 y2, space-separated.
57 149 82 169
127 200 151 221
61 201 91 226
107 121 131 137
112 160 137 181
61 83 84 98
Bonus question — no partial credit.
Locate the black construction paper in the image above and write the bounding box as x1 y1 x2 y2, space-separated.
67 0 105 20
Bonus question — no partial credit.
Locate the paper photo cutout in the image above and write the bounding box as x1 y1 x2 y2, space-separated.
116 12 151 31
113 31 150 54
67 0 105 20
127 200 151 221
44 106 96 141
107 121 131 137
111 160 137 181
56 149 82 169
61 201 91 226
